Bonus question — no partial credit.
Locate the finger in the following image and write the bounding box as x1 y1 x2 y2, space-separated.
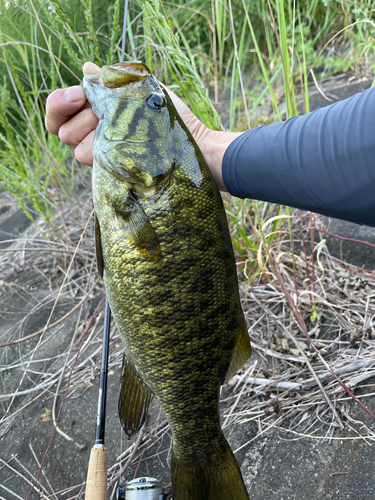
83 62 101 75
161 84 203 138
160 83 189 115
75 129 95 166
45 86 87 135
58 108 98 148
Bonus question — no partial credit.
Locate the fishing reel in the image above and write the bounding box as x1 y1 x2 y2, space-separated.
115 477 168 500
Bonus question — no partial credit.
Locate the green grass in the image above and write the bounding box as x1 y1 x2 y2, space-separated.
0 0 374 235
0 0 124 220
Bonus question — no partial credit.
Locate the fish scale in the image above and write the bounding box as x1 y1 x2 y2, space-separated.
84 61 251 500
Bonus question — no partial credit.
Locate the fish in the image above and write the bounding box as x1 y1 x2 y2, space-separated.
83 62 251 500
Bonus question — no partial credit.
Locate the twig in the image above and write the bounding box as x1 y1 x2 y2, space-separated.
51 302 86 450
25 212 95 500
0 379 59 401
0 279 99 348
309 69 332 101
272 256 375 422
273 425 375 441
0 458 46 498
250 340 305 363
24 295 105 499
284 325 344 430
316 227 375 251
109 427 145 486
29 445 58 500
223 362 257 427
0 483 24 500
229 375 301 390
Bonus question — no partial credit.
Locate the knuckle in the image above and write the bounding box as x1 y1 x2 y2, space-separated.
58 124 76 147
75 142 92 166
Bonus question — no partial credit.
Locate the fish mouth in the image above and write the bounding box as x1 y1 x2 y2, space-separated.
121 139 151 144
101 62 151 88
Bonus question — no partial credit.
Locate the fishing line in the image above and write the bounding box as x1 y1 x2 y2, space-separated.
86 4 130 499
119 0 128 487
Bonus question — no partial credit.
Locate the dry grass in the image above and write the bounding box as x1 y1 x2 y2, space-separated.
0 176 375 498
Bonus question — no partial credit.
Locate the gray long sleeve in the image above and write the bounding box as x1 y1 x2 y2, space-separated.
222 87 375 226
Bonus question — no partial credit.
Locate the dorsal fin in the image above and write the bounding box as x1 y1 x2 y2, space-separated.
118 355 154 439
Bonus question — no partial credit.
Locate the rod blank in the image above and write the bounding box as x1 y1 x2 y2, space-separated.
85 299 111 500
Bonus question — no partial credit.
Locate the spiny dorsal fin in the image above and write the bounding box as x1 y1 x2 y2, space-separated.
118 355 154 439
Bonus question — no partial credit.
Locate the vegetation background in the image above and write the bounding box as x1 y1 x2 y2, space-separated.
0 0 375 222
1 2 375 498
1 0 375 329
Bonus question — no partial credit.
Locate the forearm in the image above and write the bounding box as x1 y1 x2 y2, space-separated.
222 87 375 226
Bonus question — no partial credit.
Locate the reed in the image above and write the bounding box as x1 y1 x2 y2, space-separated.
1 4 375 498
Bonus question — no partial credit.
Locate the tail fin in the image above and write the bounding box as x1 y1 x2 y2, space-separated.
172 439 249 500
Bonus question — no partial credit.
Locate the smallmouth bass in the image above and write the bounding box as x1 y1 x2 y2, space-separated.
83 62 251 500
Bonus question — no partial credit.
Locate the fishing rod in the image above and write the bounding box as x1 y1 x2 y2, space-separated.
85 4 168 499
84 3 130 499
85 298 111 500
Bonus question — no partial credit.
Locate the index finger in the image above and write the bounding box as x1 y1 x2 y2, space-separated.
45 86 88 135
45 63 101 135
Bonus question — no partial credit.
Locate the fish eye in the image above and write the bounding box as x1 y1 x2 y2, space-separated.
146 94 164 110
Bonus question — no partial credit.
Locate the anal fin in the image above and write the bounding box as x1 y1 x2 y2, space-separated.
225 316 251 382
118 355 154 439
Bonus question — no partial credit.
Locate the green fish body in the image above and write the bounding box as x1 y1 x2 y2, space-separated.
83 62 251 500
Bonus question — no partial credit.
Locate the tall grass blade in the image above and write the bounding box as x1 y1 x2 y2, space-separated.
141 0 222 130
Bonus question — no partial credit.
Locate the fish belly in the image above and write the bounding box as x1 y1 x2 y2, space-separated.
93 159 250 499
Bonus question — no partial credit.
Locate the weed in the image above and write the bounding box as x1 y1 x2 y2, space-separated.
0 0 373 228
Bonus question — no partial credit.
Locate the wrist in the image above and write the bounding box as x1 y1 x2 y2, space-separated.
196 129 243 192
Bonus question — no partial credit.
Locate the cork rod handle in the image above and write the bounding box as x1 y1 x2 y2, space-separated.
85 446 108 500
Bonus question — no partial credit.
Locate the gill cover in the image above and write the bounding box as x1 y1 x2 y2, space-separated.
83 62 178 188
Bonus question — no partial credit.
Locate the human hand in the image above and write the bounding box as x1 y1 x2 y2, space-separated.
45 62 100 166
45 62 235 190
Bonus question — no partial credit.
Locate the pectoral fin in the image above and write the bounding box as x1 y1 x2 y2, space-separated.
95 214 104 278
118 355 154 439
115 191 162 262
225 317 251 382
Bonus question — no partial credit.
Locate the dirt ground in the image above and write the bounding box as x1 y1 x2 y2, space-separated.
1 75 375 500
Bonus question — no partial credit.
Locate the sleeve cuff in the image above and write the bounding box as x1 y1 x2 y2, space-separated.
222 128 264 198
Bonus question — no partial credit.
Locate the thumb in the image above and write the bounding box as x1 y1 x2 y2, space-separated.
83 62 101 75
